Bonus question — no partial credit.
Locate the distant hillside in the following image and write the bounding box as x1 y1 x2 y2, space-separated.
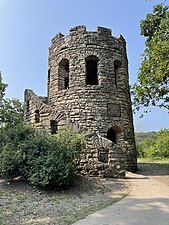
135 131 157 143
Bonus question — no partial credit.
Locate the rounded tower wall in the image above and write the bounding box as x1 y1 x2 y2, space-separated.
48 27 131 125
47 26 137 172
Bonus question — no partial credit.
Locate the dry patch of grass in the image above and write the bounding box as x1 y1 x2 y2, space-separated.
0 176 129 225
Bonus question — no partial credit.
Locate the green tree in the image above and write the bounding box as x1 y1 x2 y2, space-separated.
136 129 169 158
153 129 169 158
0 72 24 127
132 3 169 112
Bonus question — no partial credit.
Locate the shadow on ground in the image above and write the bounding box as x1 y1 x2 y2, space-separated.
137 162 169 176
71 196 169 225
136 162 169 187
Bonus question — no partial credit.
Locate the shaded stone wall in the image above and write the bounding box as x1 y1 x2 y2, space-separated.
24 89 67 130
24 25 137 177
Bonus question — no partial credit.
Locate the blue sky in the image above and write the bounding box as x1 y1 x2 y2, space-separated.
0 0 168 132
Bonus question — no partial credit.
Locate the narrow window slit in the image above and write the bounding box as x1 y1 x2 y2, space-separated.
114 60 122 86
86 56 98 85
35 110 40 123
58 59 70 90
50 120 57 134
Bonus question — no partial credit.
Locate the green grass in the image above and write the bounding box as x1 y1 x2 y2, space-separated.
138 158 169 163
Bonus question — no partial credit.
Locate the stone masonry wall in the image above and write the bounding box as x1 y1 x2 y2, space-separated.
24 26 137 178
24 89 67 130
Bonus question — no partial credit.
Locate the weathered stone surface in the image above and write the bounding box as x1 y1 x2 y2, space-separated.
24 25 137 178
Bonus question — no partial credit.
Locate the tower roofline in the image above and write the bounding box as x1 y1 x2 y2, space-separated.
51 25 126 45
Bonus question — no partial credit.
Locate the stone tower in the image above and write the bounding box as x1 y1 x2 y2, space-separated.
24 25 137 177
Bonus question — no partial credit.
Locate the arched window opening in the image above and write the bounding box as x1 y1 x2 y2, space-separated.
114 60 122 86
58 59 69 90
86 56 98 85
50 120 57 134
107 127 116 143
35 110 40 123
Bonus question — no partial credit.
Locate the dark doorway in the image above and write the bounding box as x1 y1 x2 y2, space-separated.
107 127 116 143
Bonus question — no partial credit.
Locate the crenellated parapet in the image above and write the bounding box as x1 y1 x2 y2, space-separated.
49 26 126 58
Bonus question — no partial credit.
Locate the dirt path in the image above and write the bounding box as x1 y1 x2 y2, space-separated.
72 163 169 225
137 162 169 186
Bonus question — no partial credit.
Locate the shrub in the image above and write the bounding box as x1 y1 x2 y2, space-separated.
55 128 84 160
0 125 85 188
0 124 35 177
23 128 84 188
136 142 146 158
0 143 21 177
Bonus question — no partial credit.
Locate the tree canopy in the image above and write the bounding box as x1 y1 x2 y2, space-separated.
136 128 169 158
132 3 169 112
0 72 24 127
